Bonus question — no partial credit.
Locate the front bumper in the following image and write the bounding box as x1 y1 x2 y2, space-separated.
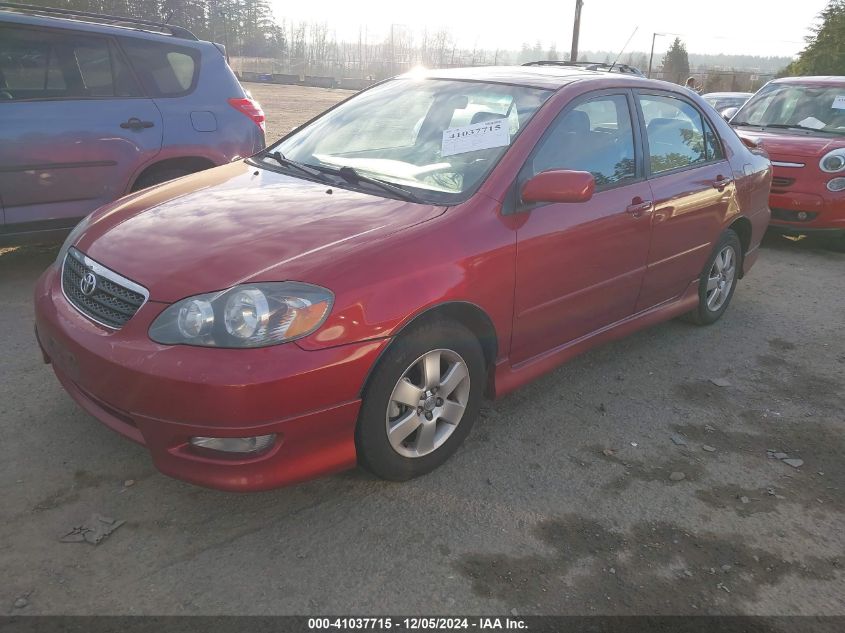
768 188 845 233
34 265 389 491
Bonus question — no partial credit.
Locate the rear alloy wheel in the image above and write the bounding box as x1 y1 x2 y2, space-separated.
685 229 742 326
356 319 485 481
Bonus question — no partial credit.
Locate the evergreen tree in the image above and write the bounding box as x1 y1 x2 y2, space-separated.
783 0 845 75
661 37 690 84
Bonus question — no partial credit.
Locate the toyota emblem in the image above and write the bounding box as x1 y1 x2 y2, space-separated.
80 271 97 296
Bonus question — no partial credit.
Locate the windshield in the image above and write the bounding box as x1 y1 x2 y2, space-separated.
706 97 747 111
266 78 552 203
734 83 845 135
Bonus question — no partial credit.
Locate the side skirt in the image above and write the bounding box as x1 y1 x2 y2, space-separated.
492 280 700 399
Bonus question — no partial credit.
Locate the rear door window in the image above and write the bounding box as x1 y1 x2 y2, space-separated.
638 94 709 174
0 26 140 100
120 38 199 96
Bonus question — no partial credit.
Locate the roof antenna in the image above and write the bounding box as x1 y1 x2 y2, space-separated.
609 26 638 72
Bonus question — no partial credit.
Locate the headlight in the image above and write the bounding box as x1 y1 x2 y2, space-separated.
820 149 845 173
56 214 94 267
149 282 333 348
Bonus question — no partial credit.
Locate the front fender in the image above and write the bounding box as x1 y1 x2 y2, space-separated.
295 199 517 361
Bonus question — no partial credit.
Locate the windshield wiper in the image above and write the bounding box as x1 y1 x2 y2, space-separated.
735 122 837 134
257 150 325 178
332 166 423 203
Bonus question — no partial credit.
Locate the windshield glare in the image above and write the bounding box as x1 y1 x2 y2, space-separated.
735 83 845 135
269 79 552 203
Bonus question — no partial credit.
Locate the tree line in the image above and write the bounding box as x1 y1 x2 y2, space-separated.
21 1 809 82
783 0 845 75
26 0 286 57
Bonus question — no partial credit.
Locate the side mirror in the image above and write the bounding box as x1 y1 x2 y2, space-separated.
521 170 595 204
721 107 739 121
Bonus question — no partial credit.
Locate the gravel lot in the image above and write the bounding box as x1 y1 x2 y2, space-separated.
1 84 844 616
246 82 356 143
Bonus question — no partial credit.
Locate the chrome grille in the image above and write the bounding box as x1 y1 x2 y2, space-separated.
61 247 148 329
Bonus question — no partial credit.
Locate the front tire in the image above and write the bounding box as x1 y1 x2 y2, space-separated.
356 319 486 481
685 229 742 326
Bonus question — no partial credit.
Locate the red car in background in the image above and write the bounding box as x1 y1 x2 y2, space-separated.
731 76 845 248
34 66 772 491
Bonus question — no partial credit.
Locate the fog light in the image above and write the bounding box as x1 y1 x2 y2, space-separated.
797 211 808 221
190 434 276 454
827 177 845 192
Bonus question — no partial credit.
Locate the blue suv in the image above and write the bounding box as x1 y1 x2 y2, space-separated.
0 2 266 243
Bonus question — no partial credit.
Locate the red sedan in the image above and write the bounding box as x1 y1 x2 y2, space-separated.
731 76 845 248
34 66 772 491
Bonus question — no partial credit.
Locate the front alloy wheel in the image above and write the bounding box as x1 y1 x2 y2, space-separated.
356 319 485 481
387 349 471 458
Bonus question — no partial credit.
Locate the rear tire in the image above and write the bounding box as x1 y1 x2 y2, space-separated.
131 168 191 192
356 319 485 481
684 229 742 326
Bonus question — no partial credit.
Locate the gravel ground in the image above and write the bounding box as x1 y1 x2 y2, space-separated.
1 85 843 616
245 82 356 143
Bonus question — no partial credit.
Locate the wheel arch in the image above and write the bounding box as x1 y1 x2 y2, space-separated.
130 156 218 192
728 216 752 278
358 300 499 399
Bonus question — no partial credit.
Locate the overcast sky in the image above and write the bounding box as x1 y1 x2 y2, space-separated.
270 0 828 58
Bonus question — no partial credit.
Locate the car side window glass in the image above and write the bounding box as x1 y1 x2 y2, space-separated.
75 41 115 97
120 38 198 96
639 95 707 173
166 52 195 91
529 94 637 189
45 44 66 91
0 27 50 99
0 27 139 100
704 118 725 161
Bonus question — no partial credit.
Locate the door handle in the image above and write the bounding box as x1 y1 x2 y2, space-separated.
626 198 653 218
120 117 155 130
712 175 733 190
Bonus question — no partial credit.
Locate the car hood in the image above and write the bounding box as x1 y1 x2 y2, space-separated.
77 161 446 302
734 127 845 159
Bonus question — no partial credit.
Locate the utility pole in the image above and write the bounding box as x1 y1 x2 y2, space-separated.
647 32 659 78
646 33 674 79
390 24 395 76
570 0 584 63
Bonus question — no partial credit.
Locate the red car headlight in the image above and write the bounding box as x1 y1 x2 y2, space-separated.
149 282 333 348
820 149 845 173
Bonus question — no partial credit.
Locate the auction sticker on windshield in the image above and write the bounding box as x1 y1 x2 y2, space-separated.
441 118 510 157
798 116 827 130
833 95 845 109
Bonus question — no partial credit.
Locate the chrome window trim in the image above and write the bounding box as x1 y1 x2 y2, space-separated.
61 248 149 330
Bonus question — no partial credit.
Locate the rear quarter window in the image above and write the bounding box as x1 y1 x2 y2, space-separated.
120 37 199 97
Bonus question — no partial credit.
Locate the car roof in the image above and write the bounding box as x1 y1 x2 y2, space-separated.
703 92 752 98
0 5 203 44
770 76 845 86
402 65 670 91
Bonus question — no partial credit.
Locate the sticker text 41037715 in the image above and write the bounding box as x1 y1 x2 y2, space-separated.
441 118 510 157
